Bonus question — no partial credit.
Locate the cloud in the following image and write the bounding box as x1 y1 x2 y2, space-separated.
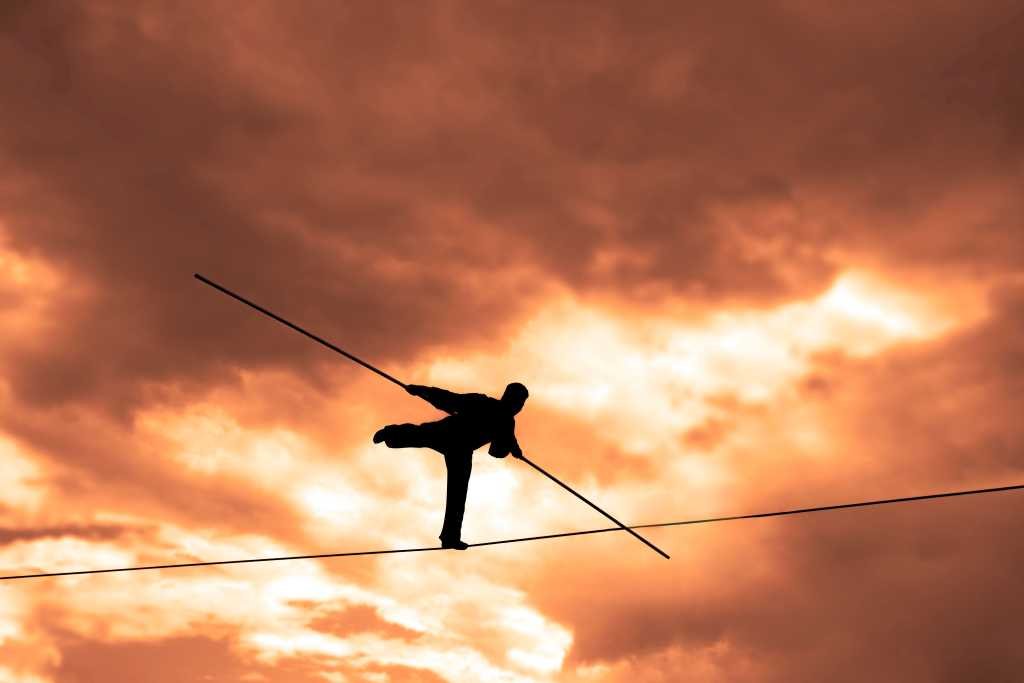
2 0 1019 423
303 602 424 642
53 634 331 683
525 282 1024 680
0 524 132 548
1 1 1022 681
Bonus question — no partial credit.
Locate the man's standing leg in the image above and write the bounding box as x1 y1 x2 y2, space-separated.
439 451 472 550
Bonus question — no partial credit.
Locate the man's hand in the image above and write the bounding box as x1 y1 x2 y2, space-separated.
511 448 524 460
405 384 426 397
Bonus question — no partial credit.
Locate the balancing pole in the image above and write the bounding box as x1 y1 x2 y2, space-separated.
194 273 407 389
517 455 670 558
194 273 670 559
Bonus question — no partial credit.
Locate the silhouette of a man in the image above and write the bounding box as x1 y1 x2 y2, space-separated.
373 382 528 550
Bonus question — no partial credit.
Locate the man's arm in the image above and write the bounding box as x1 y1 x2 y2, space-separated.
488 421 523 459
406 385 487 415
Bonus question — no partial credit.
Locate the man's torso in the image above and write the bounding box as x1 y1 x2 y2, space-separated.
435 395 514 453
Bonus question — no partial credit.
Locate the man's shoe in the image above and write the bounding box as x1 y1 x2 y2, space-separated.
440 538 469 550
372 427 390 444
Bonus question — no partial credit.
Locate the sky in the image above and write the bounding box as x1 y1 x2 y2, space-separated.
0 1 1022 681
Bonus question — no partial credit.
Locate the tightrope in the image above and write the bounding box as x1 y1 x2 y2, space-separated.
2 483 1020 581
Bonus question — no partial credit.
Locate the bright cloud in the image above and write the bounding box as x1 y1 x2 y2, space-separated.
426 270 985 456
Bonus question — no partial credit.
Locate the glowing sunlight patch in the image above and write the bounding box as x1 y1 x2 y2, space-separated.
0 242 66 342
298 482 368 522
247 631 354 659
500 606 572 674
425 269 983 457
0 437 46 512
0 243 61 290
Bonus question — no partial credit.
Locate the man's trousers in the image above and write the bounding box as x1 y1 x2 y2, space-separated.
381 422 473 542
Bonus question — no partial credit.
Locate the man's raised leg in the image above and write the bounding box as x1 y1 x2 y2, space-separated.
374 423 433 448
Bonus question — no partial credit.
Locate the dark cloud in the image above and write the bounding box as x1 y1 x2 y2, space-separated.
53 634 330 683
0 523 133 546
0 0 546 419
49 628 446 683
301 601 423 641
2 0 1020 422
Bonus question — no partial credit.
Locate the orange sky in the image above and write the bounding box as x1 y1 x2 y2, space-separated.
1 1 1023 681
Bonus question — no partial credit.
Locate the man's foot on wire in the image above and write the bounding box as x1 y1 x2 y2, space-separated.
372 426 390 444
440 538 469 550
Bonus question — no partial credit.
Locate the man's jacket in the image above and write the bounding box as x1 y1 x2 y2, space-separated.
411 386 522 458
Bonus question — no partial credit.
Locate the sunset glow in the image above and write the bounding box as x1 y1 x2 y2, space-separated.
1 2 1022 681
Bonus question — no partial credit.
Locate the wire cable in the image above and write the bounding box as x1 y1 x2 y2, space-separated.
2 482 1020 581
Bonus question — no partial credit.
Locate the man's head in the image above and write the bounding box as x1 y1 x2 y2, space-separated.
501 382 529 414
